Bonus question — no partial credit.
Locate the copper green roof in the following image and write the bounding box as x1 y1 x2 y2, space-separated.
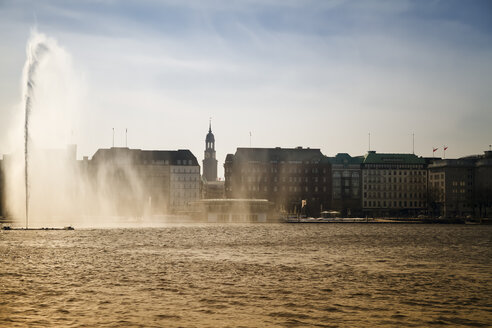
363 151 425 164
328 153 364 165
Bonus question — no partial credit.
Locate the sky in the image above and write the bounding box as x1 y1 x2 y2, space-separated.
0 0 491 178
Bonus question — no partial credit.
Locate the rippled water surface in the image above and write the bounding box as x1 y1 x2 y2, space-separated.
1 224 491 327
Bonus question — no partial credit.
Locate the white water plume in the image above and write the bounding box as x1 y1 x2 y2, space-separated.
3 30 83 227
3 30 176 228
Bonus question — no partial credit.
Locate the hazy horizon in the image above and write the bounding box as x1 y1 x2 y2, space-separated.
1 0 491 179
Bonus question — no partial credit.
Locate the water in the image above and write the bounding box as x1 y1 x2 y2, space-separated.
22 32 50 228
1 224 491 327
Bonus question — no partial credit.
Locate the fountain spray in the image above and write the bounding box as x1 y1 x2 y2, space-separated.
22 32 49 228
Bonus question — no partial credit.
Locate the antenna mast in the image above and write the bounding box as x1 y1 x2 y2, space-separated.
412 133 415 154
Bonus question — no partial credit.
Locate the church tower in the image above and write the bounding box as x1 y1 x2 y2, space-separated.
203 119 218 181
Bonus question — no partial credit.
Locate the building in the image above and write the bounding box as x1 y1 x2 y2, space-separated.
328 153 363 217
474 151 492 217
90 147 200 215
362 151 427 216
224 147 331 217
202 121 218 182
202 180 225 199
428 150 492 218
191 199 275 222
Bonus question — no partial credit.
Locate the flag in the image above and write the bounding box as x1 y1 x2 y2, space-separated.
433 147 438 152
444 146 448 151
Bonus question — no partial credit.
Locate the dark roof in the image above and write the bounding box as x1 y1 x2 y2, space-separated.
428 159 476 169
206 131 215 143
91 148 198 165
328 153 364 165
234 147 325 163
225 154 235 163
363 151 425 165
206 122 215 143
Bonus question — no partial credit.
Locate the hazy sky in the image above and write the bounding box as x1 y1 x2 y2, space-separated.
1 0 491 178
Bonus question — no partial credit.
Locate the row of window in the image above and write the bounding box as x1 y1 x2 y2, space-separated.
364 200 426 208
171 191 199 199
241 176 327 183
364 191 425 199
170 183 199 189
364 185 425 191
333 179 359 187
365 164 425 169
171 167 199 173
364 177 425 183
171 175 199 181
239 167 327 174
364 170 426 176
333 171 359 178
333 189 359 198
241 185 327 193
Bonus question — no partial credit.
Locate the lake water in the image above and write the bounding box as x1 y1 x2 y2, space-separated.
1 223 491 327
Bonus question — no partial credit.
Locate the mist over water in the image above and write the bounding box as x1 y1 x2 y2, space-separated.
23 31 50 228
3 31 160 228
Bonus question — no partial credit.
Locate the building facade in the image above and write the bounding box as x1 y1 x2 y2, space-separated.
428 150 492 218
202 122 218 182
169 151 201 213
362 151 427 216
224 147 331 217
90 147 200 215
202 180 225 199
328 153 363 216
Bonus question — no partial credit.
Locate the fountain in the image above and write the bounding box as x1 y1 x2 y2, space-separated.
22 33 49 229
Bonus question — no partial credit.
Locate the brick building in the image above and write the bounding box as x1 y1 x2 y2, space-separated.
224 147 331 217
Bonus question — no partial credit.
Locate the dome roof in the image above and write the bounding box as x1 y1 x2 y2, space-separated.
206 130 215 142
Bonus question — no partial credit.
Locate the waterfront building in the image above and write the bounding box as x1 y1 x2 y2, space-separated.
90 147 200 214
191 199 275 222
361 151 427 216
474 151 492 217
224 147 331 217
328 153 363 217
428 150 492 218
202 121 218 182
202 180 225 199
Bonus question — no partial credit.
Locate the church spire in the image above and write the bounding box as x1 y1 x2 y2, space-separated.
203 118 218 181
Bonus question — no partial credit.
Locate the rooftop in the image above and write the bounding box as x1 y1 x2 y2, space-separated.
363 151 426 165
232 147 325 163
91 148 199 165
